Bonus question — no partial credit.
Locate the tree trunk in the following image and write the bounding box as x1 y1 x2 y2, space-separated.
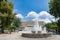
1 27 4 33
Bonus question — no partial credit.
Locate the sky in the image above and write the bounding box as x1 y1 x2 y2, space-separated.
10 0 58 23
11 0 50 16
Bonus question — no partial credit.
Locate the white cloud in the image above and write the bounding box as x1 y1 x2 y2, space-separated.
16 14 24 18
26 11 38 18
26 11 54 19
28 11 55 23
43 19 52 23
39 11 54 19
13 10 56 23
38 11 55 23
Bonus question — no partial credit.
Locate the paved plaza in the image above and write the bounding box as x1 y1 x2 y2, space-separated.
0 31 60 40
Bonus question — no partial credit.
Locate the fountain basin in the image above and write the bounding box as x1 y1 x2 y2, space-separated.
21 32 52 38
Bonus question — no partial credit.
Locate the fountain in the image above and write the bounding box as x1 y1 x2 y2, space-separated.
22 17 52 38
32 17 47 33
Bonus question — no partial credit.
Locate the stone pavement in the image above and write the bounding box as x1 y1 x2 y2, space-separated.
0 32 19 40
0 31 60 40
11 35 60 40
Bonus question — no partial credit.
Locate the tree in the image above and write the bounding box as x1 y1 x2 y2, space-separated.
13 17 21 28
45 22 58 33
49 0 60 33
0 0 15 33
8 17 21 32
45 22 58 29
49 0 60 17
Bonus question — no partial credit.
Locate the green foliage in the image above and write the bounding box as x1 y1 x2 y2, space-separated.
0 1 14 13
0 0 15 33
45 22 58 29
8 25 16 29
13 17 21 27
49 0 60 33
57 19 60 27
49 0 60 17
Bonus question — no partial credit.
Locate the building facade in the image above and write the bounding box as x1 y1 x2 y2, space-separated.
21 21 44 27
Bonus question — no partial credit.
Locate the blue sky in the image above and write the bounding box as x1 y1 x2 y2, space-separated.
11 0 50 16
